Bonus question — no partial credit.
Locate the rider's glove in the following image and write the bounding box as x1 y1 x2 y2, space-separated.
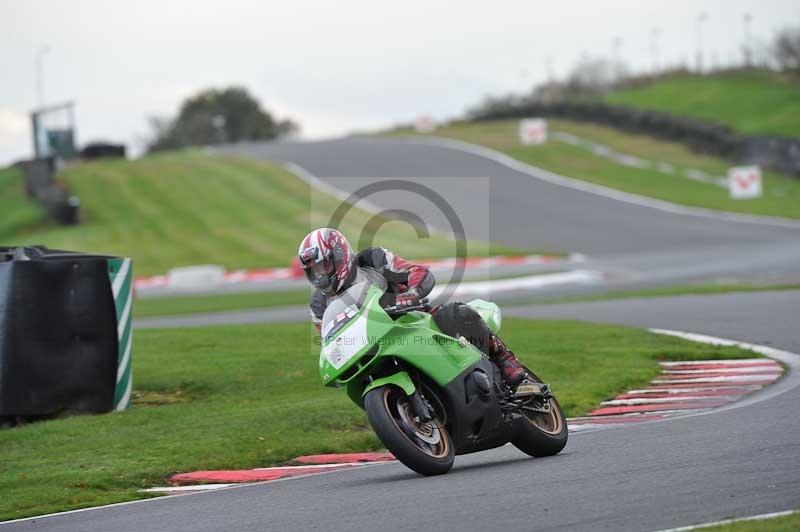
394 288 420 309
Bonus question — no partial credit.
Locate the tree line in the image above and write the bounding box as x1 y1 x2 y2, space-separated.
146 87 298 153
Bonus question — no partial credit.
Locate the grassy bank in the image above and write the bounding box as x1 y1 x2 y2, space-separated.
3 152 517 276
391 119 800 219
0 318 759 521
604 70 800 138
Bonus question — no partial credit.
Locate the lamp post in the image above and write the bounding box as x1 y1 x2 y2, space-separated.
611 36 623 81
544 56 556 102
696 12 709 73
519 68 529 95
742 13 752 67
651 27 661 75
35 45 50 108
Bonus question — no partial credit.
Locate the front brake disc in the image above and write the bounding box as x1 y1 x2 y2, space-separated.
397 399 441 445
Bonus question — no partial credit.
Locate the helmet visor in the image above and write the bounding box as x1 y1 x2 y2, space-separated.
302 256 336 292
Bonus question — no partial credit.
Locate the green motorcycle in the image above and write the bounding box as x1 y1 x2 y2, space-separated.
318 277 568 476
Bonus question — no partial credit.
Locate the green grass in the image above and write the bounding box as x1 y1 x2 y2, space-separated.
0 318 760 521
391 119 800 219
2 151 518 276
133 289 311 318
507 283 800 306
604 70 800 138
697 511 800 531
0 166 44 241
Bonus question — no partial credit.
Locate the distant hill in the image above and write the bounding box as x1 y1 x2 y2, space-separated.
603 70 800 139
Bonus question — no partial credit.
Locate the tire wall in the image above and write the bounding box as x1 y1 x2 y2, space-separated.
0 247 133 418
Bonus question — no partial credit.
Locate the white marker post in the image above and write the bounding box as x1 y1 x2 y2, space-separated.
414 115 436 133
519 118 548 146
728 165 762 199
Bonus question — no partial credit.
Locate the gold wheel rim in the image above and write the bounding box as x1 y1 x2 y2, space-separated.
521 369 565 435
523 398 564 435
382 387 450 459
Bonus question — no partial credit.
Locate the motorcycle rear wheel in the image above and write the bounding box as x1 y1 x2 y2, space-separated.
364 385 454 476
511 369 569 457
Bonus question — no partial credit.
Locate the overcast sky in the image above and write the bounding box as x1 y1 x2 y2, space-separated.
1 0 797 165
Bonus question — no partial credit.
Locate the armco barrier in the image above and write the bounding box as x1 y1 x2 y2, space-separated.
468 100 800 177
0 247 132 425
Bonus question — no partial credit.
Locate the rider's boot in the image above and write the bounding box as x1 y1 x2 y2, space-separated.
489 335 526 387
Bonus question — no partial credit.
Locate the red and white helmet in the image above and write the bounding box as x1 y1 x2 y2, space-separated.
298 228 357 296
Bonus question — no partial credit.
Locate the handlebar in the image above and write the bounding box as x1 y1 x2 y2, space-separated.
382 297 432 315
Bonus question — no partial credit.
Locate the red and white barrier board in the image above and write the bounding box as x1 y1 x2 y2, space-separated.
728 165 762 199
519 118 548 146
414 115 436 133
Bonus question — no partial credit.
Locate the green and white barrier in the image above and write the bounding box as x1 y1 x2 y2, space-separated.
108 258 133 411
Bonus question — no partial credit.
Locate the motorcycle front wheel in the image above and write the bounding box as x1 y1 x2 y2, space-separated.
364 385 454 476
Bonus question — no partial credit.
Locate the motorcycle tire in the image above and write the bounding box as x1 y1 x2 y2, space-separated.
364 385 454 476
511 369 569 457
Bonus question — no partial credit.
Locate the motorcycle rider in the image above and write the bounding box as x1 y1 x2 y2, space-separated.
298 227 526 386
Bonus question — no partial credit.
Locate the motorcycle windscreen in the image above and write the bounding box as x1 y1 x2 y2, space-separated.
320 279 372 340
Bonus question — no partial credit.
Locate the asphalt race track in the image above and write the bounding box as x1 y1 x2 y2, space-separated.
224 136 800 286
7 137 799 531
216 136 800 309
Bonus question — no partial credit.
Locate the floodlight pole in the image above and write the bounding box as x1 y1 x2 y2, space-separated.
35 46 50 107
